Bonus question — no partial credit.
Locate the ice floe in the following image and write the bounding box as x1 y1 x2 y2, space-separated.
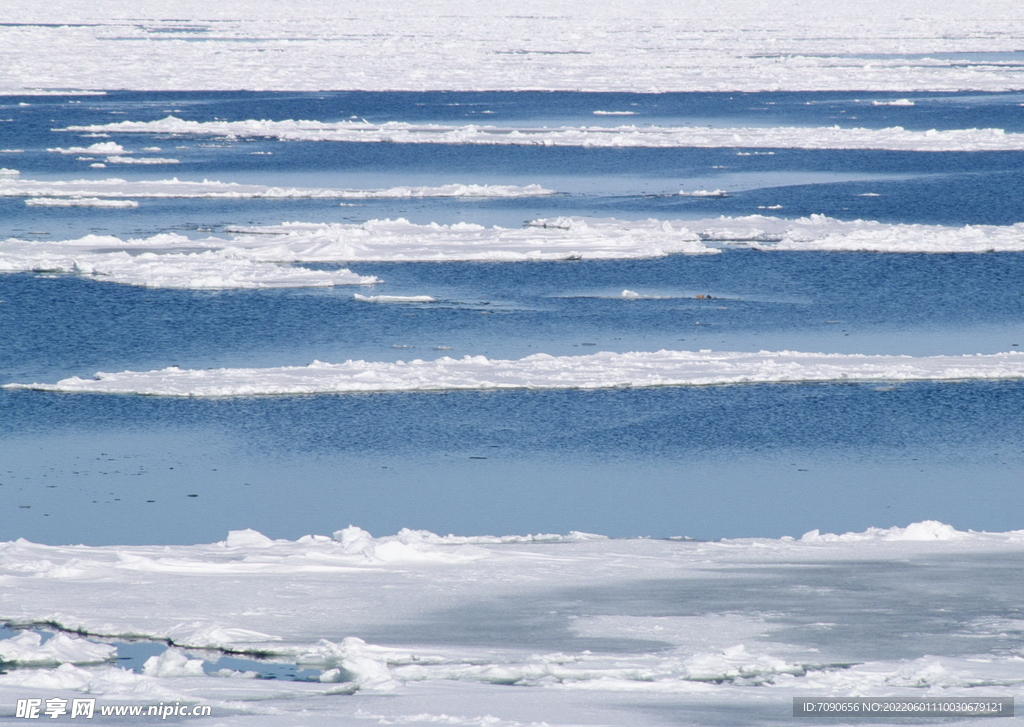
4 215 1024 291
25 197 138 208
687 214 1024 252
0 176 555 200
335 183 556 198
63 117 1024 151
0 236 379 289
0 218 711 288
46 142 126 155
678 189 729 197
225 217 712 262
353 294 436 303
101 155 180 165
6 349 1024 397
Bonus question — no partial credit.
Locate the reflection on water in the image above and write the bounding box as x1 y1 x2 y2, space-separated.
2 380 1023 544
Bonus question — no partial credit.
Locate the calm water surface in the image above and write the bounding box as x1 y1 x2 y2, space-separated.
1 91 1022 544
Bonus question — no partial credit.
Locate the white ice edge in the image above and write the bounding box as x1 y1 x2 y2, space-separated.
61 117 1024 152
6 349 1024 397
0 177 556 200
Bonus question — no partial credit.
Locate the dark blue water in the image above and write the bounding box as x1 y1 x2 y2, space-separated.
2 91 1024 545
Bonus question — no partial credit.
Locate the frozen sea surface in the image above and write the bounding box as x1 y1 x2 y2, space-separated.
4 0 1024 93
2 525 1024 726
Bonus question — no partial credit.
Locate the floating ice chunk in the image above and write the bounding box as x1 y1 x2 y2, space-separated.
336 183 555 198
225 217 713 262
164 624 282 649
678 189 729 197
47 142 125 154
688 214 1024 252
65 117 1024 152
593 110 637 115
0 632 116 666
353 294 435 303
0 236 380 289
620 289 641 299
0 168 18 176
8 349 1024 397
103 155 180 165
142 648 206 678
25 197 138 208
872 98 915 106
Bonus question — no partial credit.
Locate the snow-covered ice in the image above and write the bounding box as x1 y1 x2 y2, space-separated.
0 235 379 289
1 522 1023 725
6 349 1024 397
62 117 1024 152
0 632 116 667
101 155 180 165
5 215 1024 289
687 214 1024 253
0 218 713 289
3 0 1023 93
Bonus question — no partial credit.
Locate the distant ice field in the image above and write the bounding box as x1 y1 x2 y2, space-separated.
3 0 1024 92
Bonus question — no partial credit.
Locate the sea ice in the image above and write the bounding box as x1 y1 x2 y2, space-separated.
24 197 138 208
62 117 1024 152
0 176 554 201
0 632 116 667
3 0 1021 93
1 522 1023 725
6 349 1023 397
